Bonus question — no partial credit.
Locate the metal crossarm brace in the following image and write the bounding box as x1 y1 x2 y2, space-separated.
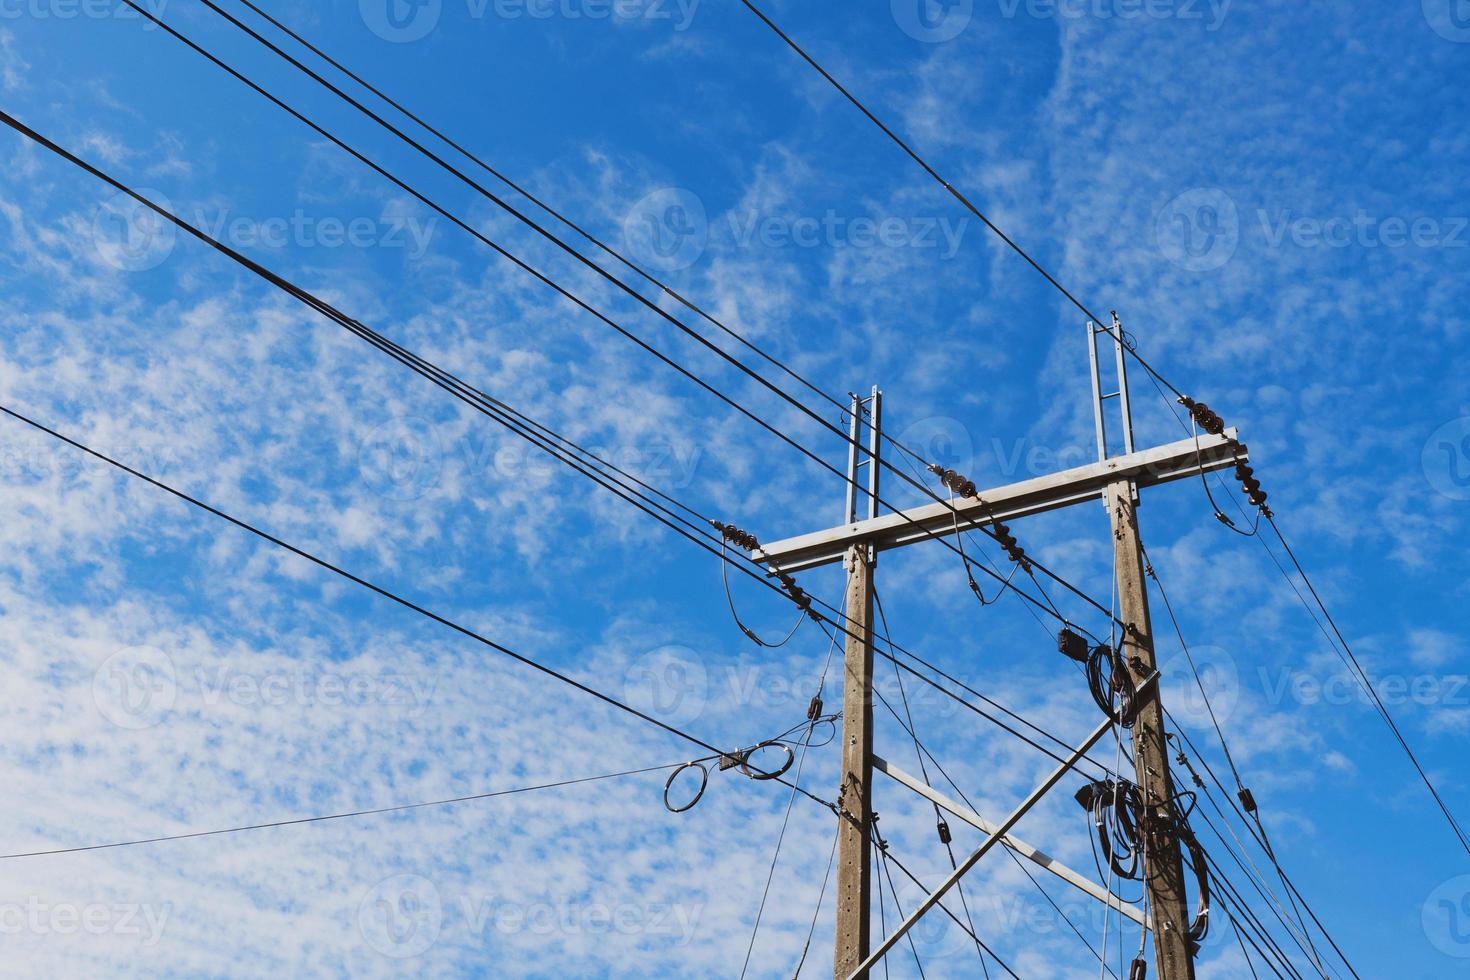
872 755 1150 930
846 674 1160 980
758 431 1244 573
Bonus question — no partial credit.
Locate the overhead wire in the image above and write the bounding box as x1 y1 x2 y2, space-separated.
0 761 692 860
734 0 1191 405
124 0 1132 645
0 101 1107 785
0 396 841 812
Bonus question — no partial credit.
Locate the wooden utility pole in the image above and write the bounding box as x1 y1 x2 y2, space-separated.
834 540 874 978
755 331 1223 979
1107 479 1198 980
834 389 880 979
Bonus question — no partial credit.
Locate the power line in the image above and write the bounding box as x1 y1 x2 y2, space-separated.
0 393 836 807
0 762 688 860
224 0 864 444
0 99 1133 800
121 0 1132 643
1264 513 1470 855
735 0 1189 404
1144 354 1470 858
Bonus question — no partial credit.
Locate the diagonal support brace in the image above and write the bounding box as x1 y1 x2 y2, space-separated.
847 673 1160 980
872 755 1150 930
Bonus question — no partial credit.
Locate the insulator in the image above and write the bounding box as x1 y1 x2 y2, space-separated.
937 820 952 845
1238 787 1258 814
806 695 823 721
959 480 977 498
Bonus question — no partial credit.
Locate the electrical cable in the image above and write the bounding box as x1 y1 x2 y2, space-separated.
735 0 1191 405
1166 721 1359 980
867 682 1123 979
0 761 689 860
1265 512 1470 855
150 0 1125 643
0 107 1141 820
0 398 844 814
874 585 990 975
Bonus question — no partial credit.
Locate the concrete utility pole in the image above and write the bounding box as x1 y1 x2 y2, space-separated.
758 325 1230 979
834 389 880 980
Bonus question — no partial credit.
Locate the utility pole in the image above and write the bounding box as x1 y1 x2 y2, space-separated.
1108 480 1197 979
1093 314 1197 980
755 329 1229 979
834 388 880 980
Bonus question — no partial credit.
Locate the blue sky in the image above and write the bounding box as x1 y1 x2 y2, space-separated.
0 0 1466 976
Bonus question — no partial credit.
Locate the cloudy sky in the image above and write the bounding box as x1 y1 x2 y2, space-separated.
0 0 1466 976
